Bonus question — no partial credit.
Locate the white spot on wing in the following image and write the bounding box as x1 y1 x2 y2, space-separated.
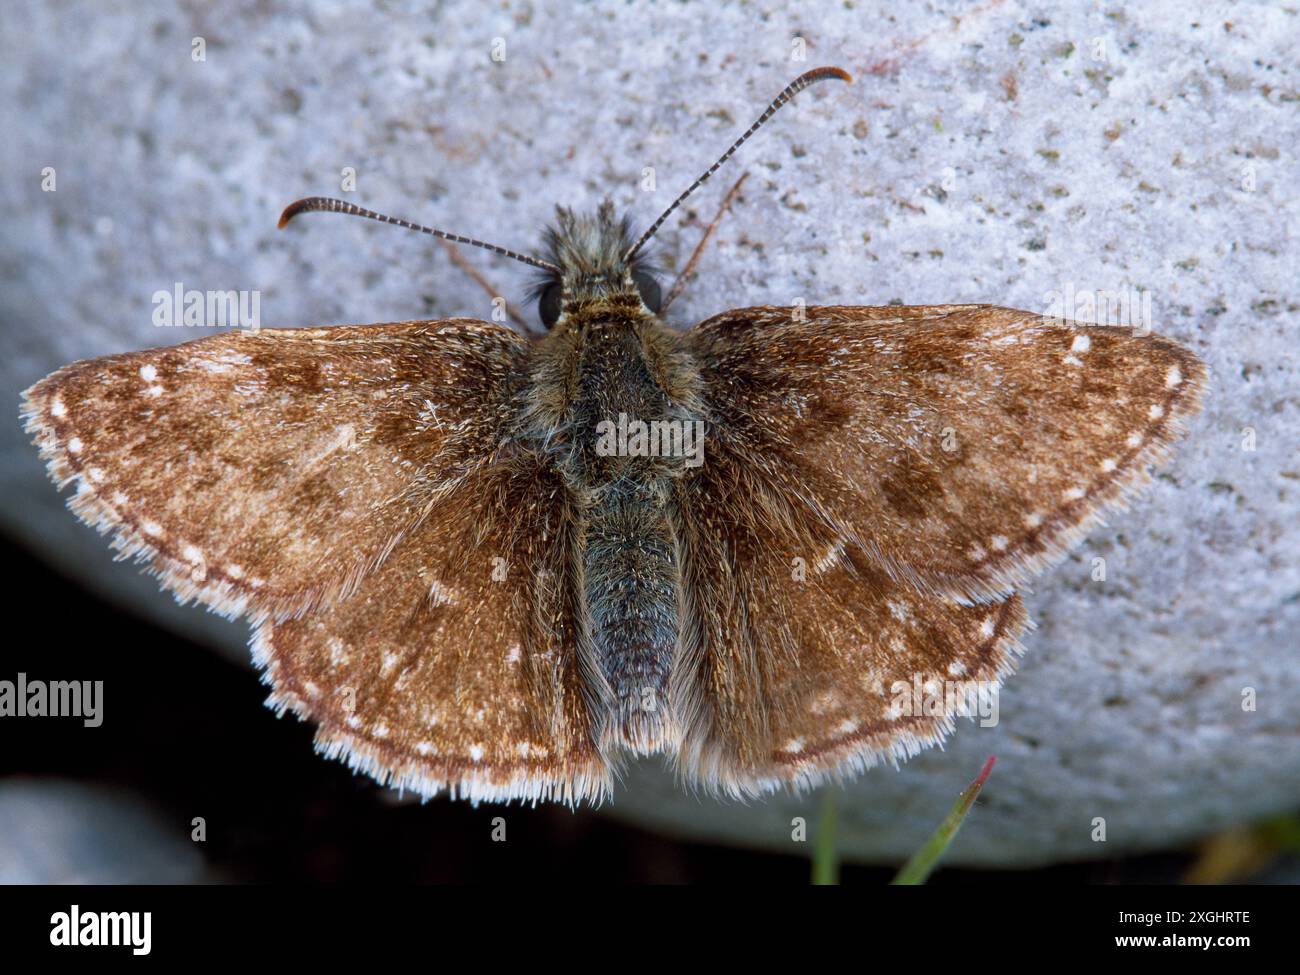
181 544 207 582
327 637 347 665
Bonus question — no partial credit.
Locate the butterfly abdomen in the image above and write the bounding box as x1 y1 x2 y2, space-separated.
582 480 679 753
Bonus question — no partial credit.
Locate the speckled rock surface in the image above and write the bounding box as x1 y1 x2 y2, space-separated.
2 1 1296 865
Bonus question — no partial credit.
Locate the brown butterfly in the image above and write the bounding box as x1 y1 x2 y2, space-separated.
22 67 1205 804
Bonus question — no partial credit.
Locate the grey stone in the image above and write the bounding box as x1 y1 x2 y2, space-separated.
0 779 207 884
2 1 1296 866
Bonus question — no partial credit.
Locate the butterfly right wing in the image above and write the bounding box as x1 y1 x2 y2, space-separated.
257 450 610 804
671 301 1203 792
22 320 526 620
25 319 607 801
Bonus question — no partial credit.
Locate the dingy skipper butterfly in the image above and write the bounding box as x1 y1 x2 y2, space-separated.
23 67 1205 804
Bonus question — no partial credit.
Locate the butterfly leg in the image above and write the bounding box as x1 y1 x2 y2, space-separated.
660 172 749 313
436 239 539 334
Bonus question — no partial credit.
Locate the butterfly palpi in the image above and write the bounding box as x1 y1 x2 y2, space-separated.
23 67 1205 804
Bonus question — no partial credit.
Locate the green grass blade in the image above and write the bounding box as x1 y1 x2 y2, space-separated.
891 756 996 885
811 789 839 885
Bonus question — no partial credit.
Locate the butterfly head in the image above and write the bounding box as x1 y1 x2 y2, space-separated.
531 200 662 330
276 68 853 335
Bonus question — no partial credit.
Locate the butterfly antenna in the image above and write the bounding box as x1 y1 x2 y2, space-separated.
624 65 852 263
278 197 561 273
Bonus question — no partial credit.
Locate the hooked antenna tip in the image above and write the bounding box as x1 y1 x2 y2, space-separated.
277 199 308 229
810 65 853 85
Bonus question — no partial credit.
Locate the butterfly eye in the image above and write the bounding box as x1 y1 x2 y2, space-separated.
633 271 662 313
538 282 563 327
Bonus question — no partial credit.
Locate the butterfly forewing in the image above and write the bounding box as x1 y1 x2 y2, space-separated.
22 320 527 619
687 304 1207 604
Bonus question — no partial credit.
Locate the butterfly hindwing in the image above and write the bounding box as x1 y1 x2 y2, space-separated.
257 453 608 804
673 442 1027 795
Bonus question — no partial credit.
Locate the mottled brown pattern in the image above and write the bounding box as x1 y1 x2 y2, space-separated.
25 322 526 620
23 294 1204 804
257 456 606 803
688 305 1207 604
22 67 1205 804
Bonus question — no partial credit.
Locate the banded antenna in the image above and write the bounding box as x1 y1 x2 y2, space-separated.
623 65 852 263
277 197 561 273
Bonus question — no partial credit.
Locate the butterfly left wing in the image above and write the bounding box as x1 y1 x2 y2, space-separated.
686 304 1206 603
24 320 608 801
671 447 1027 794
